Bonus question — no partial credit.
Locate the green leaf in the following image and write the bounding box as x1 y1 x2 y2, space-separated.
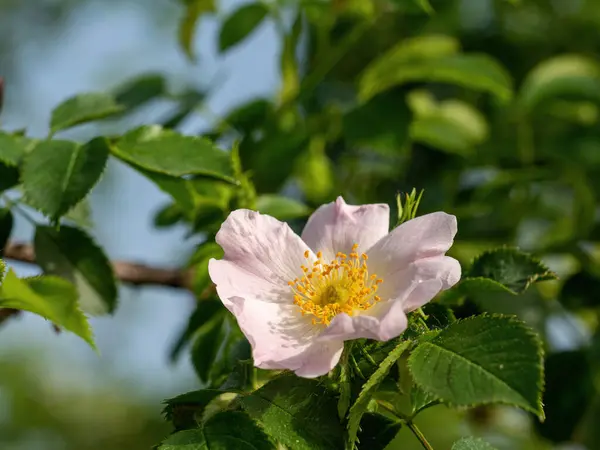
0 163 20 193
0 131 32 166
22 138 109 220
413 0 434 14
241 374 344 450
255 195 310 221
158 411 275 450
296 137 335 204
170 299 224 362
408 91 489 156
0 208 13 256
34 225 117 315
218 3 269 52
188 242 224 298
112 126 235 183
154 203 184 228
356 413 402 450
519 54 600 111
162 389 225 431
467 247 557 294
113 73 166 110
50 92 124 134
191 309 227 383
408 315 545 419
347 340 411 450
0 270 95 348
411 384 439 416
359 39 512 103
178 0 216 61
452 437 498 450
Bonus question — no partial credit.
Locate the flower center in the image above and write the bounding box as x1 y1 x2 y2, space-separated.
288 243 383 326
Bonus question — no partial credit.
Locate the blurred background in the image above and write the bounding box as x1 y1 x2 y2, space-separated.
1 0 600 449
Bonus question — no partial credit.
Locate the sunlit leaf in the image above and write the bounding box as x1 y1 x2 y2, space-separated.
409 315 545 419
0 270 95 348
22 138 109 220
519 54 600 111
359 37 512 103
50 93 124 134
112 125 235 183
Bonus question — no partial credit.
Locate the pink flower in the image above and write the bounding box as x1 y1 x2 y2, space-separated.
208 197 460 378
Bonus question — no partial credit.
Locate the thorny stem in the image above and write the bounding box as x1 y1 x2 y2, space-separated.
376 400 434 450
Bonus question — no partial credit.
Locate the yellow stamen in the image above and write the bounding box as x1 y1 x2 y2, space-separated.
288 243 384 326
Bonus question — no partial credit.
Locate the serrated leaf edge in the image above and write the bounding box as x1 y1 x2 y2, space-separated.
21 138 110 220
407 313 545 420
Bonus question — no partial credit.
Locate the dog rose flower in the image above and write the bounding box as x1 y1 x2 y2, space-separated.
208 197 460 378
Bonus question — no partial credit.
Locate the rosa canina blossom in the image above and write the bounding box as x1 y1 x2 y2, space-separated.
208 197 460 378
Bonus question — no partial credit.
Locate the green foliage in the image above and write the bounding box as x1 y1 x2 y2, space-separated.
241 374 344 450
157 411 275 450
112 126 235 183
178 0 215 61
218 3 269 52
0 207 13 255
467 248 557 294
358 36 512 103
22 138 109 220
34 225 117 315
0 269 94 348
50 92 124 134
356 413 402 450
255 195 311 221
408 315 544 419
347 340 411 450
519 54 600 111
452 437 497 450
191 309 227 384
0 131 31 166
162 389 226 431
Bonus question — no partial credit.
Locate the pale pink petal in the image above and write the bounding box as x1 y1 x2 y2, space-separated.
318 300 408 342
214 209 315 291
209 209 322 372
280 340 344 378
367 212 457 270
301 196 389 261
218 294 318 369
318 279 444 342
375 256 461 311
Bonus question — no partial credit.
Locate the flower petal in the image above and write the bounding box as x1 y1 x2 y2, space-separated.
375 256 461 311
318 279 444 342
367 212 457 270
209 209 324 372
318 300 408 342
280 340 344 378
219 294 319 369
213 209 314 296
301 196 389 260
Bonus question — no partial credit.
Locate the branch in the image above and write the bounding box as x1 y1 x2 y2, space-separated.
3 241 193 289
